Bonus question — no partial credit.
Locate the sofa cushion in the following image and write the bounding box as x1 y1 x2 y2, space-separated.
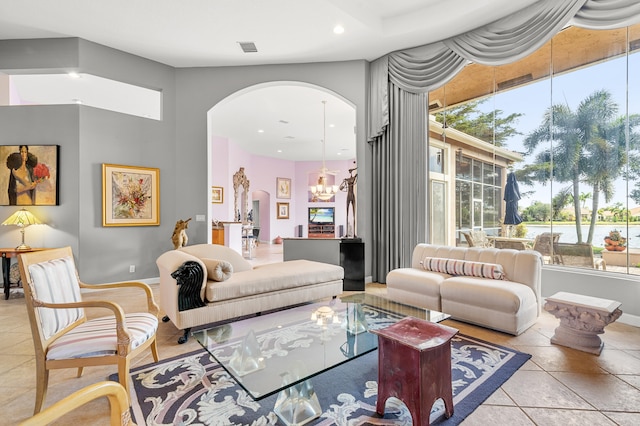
421 257 506 280
201 258 233 281
440 276 536 314
205 260 343 302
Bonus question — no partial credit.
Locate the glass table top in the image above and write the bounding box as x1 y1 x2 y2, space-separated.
192 293 449 400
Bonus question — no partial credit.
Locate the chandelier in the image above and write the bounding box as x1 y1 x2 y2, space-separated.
309 101 339 201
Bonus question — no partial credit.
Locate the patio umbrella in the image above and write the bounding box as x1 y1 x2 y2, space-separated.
504 172 523 227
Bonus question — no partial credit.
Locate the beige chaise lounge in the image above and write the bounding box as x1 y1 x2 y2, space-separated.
386 244 542 335
156 244 344 343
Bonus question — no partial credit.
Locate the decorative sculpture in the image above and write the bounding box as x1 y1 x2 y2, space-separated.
340 166 357 237
171 217 191 249
233 167 250 224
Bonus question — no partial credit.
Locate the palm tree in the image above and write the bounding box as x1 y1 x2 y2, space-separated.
579 192 591 209
523 89 628 244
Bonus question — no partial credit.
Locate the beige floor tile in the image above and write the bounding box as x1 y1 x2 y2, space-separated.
522 407 617 425
602 411 640 425
501 370 593 409
551 372 640 412
617 373 640 388
520 345 608 374
595 348 640 374
461 405 534 425
482 387 516 405
0 354 32 375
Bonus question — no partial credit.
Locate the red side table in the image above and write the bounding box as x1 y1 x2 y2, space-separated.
371 317 459 426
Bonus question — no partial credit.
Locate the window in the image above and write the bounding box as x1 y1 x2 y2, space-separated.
430 23 640 276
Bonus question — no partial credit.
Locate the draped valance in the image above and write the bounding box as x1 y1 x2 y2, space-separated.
368 0 640 141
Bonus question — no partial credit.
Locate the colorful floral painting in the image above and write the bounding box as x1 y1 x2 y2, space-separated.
102 164 159 226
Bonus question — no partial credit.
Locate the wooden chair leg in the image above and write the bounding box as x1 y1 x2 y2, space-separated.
150 338 159 362
76 367 84 378
34 364 49 414
117 358 131 402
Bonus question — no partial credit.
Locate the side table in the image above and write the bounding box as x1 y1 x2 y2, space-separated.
2 248 47 300
544 291 622 355
371 317 459 426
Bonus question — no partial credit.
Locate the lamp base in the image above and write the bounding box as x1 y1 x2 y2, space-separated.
15 244 31 251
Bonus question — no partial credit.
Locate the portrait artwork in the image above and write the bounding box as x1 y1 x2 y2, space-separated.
0 145 59 206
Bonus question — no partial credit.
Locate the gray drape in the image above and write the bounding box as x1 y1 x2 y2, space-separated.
371 83 427 282
368 0 640 282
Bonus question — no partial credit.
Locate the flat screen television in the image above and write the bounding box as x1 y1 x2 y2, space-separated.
309 207 335 225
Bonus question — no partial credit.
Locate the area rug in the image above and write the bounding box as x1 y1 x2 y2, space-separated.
115 334 530 425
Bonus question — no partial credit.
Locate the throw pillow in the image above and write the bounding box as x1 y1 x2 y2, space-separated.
421 257 506 280
201 258 233 282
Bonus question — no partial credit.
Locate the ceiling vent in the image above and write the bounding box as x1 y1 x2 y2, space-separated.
238 42 258 53
498 73 533 91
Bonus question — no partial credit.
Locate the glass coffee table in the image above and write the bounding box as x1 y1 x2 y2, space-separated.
192 293 449 425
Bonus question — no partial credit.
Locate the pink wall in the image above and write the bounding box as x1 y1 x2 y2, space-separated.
211 135 355 242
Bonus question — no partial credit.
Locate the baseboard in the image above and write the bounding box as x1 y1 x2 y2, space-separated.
620 312 640 327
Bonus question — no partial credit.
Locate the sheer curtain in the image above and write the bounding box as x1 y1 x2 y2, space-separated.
368 0 640 282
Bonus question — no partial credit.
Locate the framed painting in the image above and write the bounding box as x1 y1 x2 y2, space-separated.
102 163 160 227
277 202 289 219
0 145 59 206
276 177 291 199
212 186 224 204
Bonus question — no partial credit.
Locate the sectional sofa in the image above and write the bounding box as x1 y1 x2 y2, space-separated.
156 244 344 343
386 243 542 335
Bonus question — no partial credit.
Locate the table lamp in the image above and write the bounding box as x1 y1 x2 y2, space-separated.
2 208 42 250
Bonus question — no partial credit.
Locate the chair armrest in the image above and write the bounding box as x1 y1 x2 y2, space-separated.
34 299 134 355
19 381 132 426
79 280 159 317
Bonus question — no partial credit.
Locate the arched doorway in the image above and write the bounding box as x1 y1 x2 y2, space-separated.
207 82 356 244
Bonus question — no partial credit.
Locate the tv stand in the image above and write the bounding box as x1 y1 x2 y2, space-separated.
308 224 335 238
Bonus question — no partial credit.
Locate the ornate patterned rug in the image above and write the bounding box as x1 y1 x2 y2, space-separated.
118 334 530 425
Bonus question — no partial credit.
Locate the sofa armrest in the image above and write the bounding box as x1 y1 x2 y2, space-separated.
156 250 207 322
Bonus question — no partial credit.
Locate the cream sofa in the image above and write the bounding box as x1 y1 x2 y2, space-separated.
386 244 542 335
156 244 344 343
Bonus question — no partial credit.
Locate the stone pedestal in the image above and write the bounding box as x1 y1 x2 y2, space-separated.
544 292 622 355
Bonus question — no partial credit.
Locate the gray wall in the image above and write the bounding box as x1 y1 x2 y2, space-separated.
0 38 373 283
174 61 371 277
0 38 177 282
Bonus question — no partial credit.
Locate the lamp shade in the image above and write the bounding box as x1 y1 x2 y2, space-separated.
2 209 42 227
2 209 42 250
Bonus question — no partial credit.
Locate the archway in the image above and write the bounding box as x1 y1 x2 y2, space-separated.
207 82 356 244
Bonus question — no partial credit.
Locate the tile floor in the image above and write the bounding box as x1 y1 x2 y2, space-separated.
2 243 640 425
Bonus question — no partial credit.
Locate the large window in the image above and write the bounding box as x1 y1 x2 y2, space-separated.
430 24 640 276
455 156 502 236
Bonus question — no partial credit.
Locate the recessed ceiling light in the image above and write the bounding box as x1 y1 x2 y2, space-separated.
337 152 342 156
333 25 345 35
277 149 283 153
67 72 81 79
258 129 264 133
72 98 82 104
329 124 335 128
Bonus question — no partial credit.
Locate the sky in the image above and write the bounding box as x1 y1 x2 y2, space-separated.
473 51 640 210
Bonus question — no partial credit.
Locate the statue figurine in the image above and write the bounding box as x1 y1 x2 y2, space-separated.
340 166 357 237
171 218 192 249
